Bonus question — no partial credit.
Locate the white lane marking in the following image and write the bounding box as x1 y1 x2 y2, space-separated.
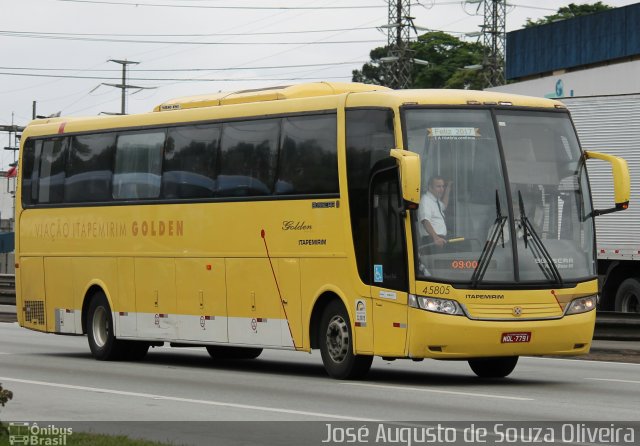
343 382 533 401
0 352 11 355
523 356 640 366
0 376 379 421
585 378 640 384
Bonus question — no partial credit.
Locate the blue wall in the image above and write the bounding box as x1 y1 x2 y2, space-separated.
506 3 640 79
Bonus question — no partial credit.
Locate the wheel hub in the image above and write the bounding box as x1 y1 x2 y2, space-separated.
326 315 349 363
92 307 109 348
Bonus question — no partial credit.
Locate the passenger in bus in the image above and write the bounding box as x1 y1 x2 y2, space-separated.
419 175 453 248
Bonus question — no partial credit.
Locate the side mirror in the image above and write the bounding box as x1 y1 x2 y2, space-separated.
390 149 421 208
585 151 630 216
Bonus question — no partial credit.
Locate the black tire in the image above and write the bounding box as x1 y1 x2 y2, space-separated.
319 300 373 380
615 278 640 313
206 346 263 360
123 341 150 361
87 292 127 361
468 356 519 378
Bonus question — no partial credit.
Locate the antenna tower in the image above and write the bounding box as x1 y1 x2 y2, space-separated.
482 0 507 87
385 0 413 89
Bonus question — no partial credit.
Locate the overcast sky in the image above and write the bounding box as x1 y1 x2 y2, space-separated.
0 0 637 169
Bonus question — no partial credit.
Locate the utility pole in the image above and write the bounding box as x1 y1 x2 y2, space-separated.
103 59 154 115
481 0 507 87
384 0 413 89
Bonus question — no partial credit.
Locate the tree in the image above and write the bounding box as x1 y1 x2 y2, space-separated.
352 31 486 89
524 2 612 27
0 383 13 436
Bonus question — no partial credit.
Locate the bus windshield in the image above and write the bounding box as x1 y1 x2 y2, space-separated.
405 108 595 286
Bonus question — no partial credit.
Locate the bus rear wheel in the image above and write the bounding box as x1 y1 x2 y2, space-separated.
319 300 372 380
87 292 127 361
468 356 518 378
206 346 263 360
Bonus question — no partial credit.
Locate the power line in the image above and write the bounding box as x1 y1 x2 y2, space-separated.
56 0 385 10
0 33 383 45
0 26 378 38
0 71 351 82
0 61 366 73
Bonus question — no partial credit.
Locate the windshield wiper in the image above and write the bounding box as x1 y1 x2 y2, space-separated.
517 191 563 285
471 190 508 288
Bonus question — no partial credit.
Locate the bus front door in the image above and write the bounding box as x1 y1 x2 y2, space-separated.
370 167 409 357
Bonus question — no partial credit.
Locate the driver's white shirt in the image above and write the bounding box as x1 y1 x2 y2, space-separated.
419 191 447 237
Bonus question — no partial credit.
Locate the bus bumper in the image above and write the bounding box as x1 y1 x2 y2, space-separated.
407 308 595 359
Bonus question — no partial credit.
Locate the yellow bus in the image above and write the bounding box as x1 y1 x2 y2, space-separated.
15 82 629 379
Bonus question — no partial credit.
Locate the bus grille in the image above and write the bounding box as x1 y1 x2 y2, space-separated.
464 302 563 320
24 300 45 325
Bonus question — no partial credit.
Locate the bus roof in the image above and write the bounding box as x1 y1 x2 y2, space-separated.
22 83 565 139
153 82 390 112
154 82 564 112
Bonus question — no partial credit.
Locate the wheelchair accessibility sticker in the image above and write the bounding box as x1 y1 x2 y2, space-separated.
374 264 383 283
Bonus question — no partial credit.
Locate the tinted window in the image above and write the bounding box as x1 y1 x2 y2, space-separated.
65 133 116 202
219 119 279 197
113 131 165 200
38 138 68 204
21 139 37 206
163 124 220 199
346 109 395 284
276 114 338 195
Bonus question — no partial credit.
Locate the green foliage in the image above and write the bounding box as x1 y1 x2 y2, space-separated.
352 31 485 89
0 385 11 408
524 2 612 27
0 383 13 437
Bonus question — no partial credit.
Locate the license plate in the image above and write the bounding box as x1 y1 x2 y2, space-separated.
501 332 531 343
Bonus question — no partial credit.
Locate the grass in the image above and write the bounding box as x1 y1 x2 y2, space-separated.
0 430 176 446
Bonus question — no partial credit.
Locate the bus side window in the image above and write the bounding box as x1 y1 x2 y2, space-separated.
218 119 280 197
65 133 116 203
21 139 38 206
38 138 68 204
275 114 338 195
162 124 220 199
113 130 166 200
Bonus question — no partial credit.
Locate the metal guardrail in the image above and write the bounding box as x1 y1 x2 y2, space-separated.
0 274 638 339
593 311 640 341
0 273 15 305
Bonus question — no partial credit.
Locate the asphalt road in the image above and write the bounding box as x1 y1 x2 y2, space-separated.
1 322 639 445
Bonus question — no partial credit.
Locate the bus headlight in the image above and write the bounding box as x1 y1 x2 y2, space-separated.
565 295 597 315
409 294 464 315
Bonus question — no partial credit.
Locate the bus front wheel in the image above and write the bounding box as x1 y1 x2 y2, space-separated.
468 356 518 378
319 300 372 380
87 292 126 361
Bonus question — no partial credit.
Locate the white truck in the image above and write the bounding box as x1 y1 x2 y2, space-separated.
565 94 640 312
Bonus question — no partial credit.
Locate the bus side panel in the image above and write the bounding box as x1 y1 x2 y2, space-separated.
117 257 137 338
43 257 77 334
300 258 374 354
226 258 291 347
175 258 228 343
18 257 47 332
71 257 119 335
277 258 302 349
134 258 177 340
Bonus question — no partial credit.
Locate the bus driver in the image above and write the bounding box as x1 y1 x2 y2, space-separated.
419 175 452 248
